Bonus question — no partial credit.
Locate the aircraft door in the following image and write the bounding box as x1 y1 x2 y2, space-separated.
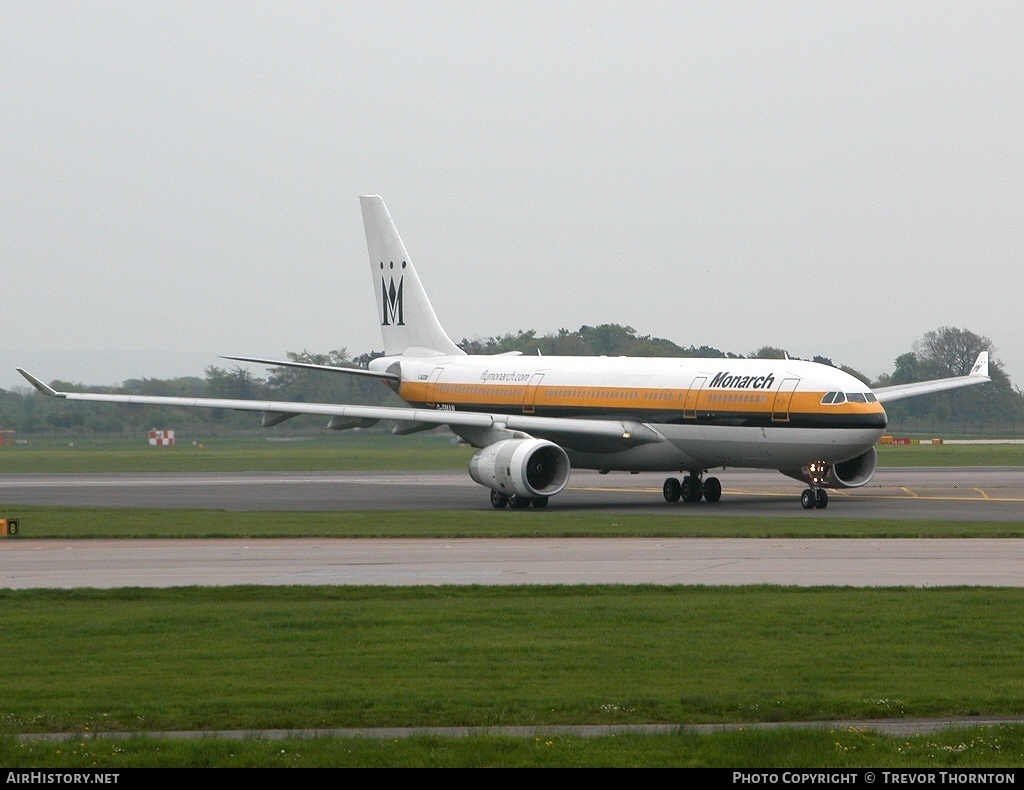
683 377 706 419
426 366 445 405
523 373 544 414
771 378 800 422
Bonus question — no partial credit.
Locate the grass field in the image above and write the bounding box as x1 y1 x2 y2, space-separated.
0 433 1021 473
0 434 473 473
3 507 1024 539
2 585 1024 733
3 586 1024 767
876 442 1024 467
5 725 1024 768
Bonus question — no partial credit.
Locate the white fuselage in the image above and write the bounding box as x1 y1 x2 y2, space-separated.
370 353 888 473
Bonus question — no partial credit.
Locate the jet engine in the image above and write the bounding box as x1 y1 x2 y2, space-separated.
780 446 878 489
468 438 571 498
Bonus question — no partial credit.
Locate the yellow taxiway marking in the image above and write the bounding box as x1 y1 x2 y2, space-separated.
836 492 1024 502
567 486 657 493
566 485 1024 502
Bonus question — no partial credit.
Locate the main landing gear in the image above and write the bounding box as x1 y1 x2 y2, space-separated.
490 490 548 509
800 488 829 509
663 473 722 504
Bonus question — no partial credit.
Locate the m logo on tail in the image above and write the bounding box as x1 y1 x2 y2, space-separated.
380 261 406 326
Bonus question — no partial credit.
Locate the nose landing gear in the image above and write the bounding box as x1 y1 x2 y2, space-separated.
800 488 828 509
801 461 830 509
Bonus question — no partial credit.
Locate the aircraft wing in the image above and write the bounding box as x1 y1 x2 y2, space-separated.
872 351 991 404
16 369 660 449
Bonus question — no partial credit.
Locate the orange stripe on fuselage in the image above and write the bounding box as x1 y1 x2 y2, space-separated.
398 381 885 419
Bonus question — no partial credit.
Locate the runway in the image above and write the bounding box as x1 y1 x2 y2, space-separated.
4 537 1024 589
1 466 1023 519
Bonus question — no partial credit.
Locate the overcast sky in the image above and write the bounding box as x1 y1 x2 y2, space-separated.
2 2 1022 392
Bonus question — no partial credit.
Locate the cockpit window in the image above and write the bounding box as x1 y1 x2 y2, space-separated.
822 391 871 405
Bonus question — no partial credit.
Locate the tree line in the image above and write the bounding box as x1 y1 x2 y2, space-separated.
1 326 1020 438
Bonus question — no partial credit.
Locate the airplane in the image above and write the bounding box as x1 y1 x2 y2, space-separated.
18 196 992 510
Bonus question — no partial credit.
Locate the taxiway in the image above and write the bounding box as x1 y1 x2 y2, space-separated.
0 466 1022 519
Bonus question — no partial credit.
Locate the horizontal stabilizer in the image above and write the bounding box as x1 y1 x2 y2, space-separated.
221 355 400 382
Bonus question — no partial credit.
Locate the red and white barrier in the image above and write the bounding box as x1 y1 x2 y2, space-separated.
148 429 175 446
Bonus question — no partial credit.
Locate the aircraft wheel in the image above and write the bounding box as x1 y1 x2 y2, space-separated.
508 495 530 509
663 478 681 503
532 496 549 508
800 489 815 509
681 476 703 503
703 477 722 503
814 488 829 509
490 490 509 509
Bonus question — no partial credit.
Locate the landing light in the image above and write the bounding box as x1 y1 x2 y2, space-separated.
806 461 828 485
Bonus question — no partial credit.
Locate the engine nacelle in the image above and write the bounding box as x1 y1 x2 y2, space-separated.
779 447 878 490
468 438 571 498
826 447 878 488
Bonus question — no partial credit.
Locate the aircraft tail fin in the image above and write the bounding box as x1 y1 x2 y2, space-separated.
360 196 464 357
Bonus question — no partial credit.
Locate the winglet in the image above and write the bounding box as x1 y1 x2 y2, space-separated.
16 369 64 398
970 351 989 378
